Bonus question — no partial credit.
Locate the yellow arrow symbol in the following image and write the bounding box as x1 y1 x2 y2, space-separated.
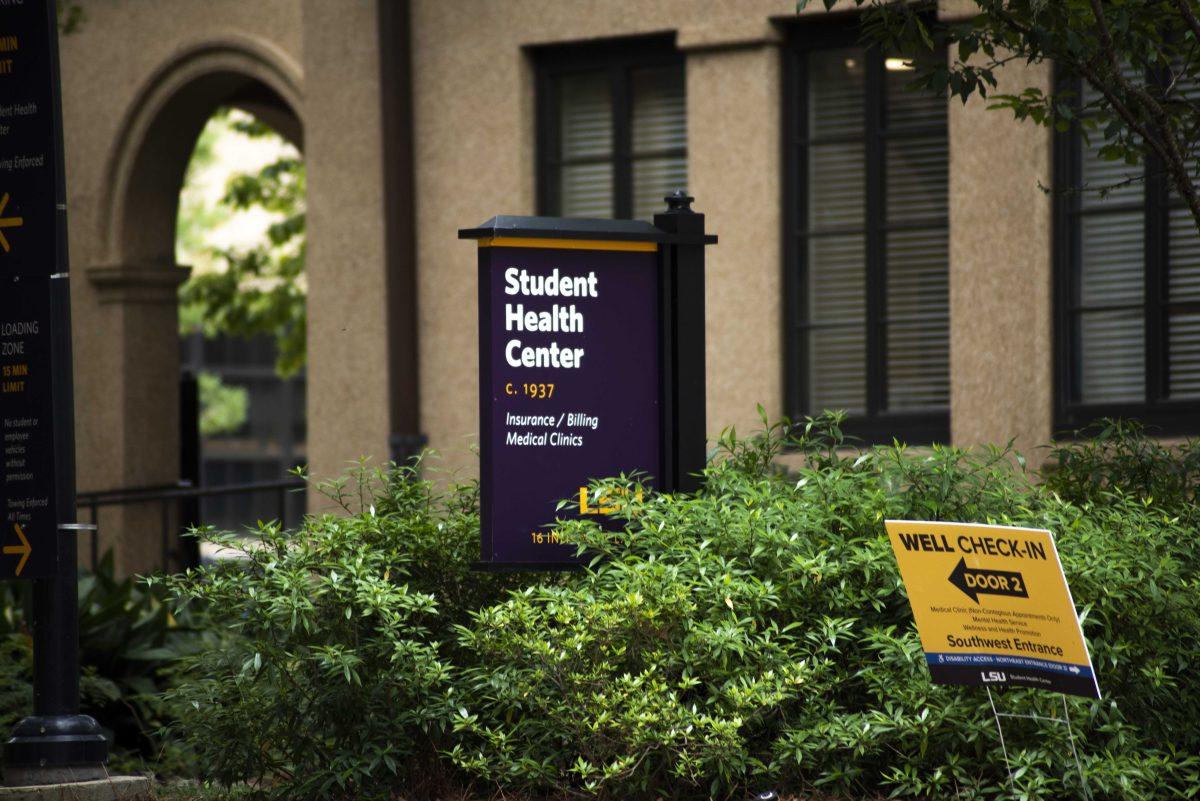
4 523 31 576
0 193 24 253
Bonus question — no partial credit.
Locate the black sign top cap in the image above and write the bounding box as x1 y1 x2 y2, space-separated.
459 215 716 246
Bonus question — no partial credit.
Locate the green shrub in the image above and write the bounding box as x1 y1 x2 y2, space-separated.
0 634 32 737
165 418 1200 800
448 415 1200 800
1042 418 1200 518
159 460 523 800
0 553 204 778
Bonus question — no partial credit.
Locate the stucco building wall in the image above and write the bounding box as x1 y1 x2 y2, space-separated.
55 1 396 567
58 0 306 572
300 0 393 490
410 1 800 477
948 59 1056 455
48 0 1065 573
409 0 1053 475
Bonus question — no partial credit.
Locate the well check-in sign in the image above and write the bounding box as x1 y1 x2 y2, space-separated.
885 520 1100 698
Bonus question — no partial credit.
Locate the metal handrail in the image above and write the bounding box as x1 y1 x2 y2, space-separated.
78 478 305 507
77 481 194 503
75 478 308 572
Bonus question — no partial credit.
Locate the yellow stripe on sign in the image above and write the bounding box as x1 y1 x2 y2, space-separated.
477 237 657 252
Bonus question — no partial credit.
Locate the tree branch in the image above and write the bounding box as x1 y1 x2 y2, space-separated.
1089 0 1122 76
871 0 1200 232
1086 0 1200 231
1174 0 1200 47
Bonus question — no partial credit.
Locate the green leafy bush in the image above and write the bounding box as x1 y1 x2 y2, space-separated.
165 419 1200 800
160 461 522 800
1042 418 1200 519
448 416 1200 800
78 552 213 773
0 553 205 777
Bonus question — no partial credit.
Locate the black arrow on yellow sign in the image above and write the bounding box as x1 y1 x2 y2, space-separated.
949 557 1028 604
4 523 31 576
0 192 24 253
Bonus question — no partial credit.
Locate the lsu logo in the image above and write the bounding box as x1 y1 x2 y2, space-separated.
981 671 1007 683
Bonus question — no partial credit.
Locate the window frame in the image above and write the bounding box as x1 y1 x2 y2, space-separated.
532 33 684 220
1053 71 1200 436
782 18 950 444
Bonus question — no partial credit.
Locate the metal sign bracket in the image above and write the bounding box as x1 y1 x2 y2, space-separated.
985 687 1092 800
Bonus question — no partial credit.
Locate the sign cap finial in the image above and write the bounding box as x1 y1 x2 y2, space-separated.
664 189 695 213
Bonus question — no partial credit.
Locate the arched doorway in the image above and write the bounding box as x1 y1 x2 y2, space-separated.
176 106 307 556
83 41 303 575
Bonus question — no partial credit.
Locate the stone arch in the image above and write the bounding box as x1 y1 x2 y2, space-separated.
81 36 304 575
102 35 303 267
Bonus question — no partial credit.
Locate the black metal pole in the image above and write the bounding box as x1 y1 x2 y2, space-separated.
5 277 106 785
179 371 202 570
4 0 107 784
654 191 709 493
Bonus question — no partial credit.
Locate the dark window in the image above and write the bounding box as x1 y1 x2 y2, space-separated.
783 21 950 443
1055 69 1200 434
534 35 686 221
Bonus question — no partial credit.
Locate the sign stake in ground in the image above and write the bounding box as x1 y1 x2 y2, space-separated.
0 0 109 784
460 194 715 569
986 688 1093 801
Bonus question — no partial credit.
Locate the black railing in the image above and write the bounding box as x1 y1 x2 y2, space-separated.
76 478 307 572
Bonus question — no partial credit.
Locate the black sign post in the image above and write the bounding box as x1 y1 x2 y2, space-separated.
0 0 108 783
460 192 715 569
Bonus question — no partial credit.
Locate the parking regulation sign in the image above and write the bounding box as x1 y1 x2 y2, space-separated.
0 0 70 580
885 520 1100 698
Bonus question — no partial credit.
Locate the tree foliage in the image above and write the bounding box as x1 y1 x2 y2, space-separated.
56 0 84 34
803 0 1200 231
196 371 249 438
177 112 306 378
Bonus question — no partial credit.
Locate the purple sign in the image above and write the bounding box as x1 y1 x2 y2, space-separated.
477 242 661 565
